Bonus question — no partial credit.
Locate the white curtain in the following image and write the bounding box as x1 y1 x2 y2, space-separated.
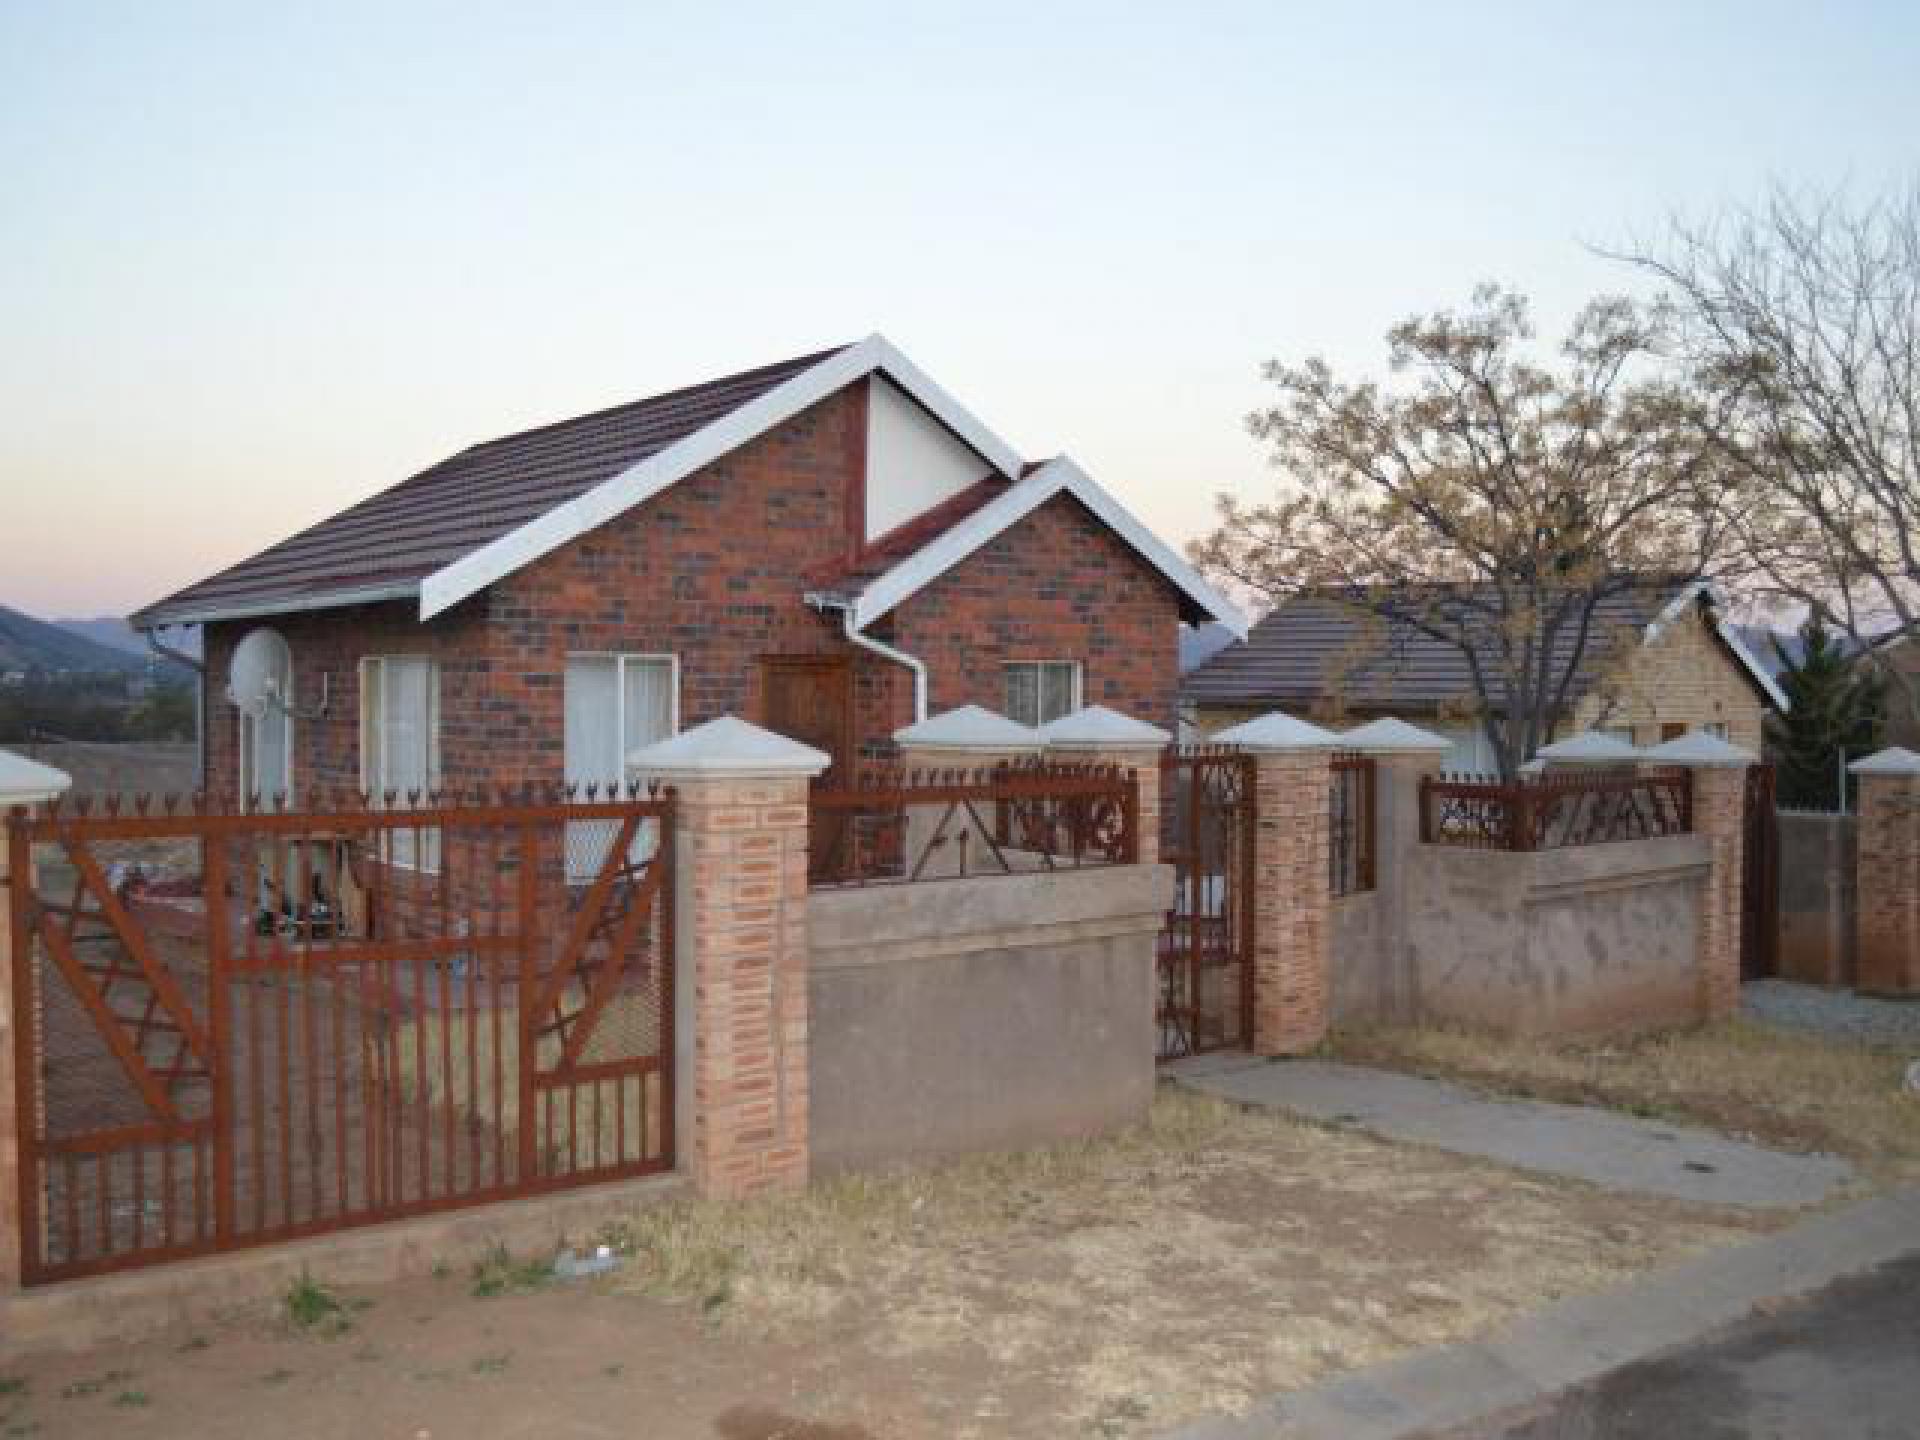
566 656 674 882
367 657 438 868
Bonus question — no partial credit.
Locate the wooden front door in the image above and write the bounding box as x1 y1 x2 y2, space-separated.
760 655 854 783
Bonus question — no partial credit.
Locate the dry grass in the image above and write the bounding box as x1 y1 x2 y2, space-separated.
592 1087 1766 1434
1333 1019 1920 1181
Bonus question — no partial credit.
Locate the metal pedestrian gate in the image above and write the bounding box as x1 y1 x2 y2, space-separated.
1157 747 1255 1060
5 790 674 1286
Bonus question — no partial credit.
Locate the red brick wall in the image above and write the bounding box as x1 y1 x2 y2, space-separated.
203 390 1184 803
892 493 1184 734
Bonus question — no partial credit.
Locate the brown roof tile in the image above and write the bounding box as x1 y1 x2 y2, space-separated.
134 345 848 626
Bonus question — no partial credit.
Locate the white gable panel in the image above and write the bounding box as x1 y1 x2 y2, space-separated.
865 376 993 540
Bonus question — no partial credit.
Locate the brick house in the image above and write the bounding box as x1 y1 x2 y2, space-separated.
132 336 1242 829
1184 578 1784 774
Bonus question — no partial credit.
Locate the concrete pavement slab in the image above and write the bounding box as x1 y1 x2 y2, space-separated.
1176 1058 1855 1209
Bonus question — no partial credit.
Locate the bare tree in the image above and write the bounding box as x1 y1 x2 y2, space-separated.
1193 285 1730 778
1619 183 1920 721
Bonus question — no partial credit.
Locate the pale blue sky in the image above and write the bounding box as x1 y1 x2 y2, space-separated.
2 1 1914 618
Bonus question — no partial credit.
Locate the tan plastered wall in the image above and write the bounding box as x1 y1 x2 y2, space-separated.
806 865 1169 1173
1337 835 1712 1038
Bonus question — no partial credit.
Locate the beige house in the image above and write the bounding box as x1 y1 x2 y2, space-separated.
1184 579 1783 774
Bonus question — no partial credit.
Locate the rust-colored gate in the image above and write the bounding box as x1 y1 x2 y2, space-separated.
1741 761 1780 980
1157 747 1255 1060
5 790 673 1286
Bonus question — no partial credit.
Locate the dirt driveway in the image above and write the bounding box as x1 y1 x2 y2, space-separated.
0 1089 1772 1439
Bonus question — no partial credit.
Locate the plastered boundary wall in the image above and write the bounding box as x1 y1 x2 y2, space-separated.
806 865 1171 1173
1334 829 1713 1037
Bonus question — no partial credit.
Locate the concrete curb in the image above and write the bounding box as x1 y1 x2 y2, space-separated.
1164 1185 1920 1440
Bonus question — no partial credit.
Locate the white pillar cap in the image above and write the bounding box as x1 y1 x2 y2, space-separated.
1339 717 1454 754
1535 730 1643 765
893 704 1041 752
1641 732 1757 769
1212 710 1341 752
1039 703 1170 752
629 715 831 778
0 749 73 808
1848 746 1920 777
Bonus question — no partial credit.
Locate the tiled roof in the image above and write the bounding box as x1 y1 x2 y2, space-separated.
134 346 848 626
1183 580 1691 712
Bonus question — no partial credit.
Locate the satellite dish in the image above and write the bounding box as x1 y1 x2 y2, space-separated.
228 628 292 714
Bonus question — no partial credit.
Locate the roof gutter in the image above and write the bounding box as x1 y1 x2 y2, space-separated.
139 625 208 791
807 592 928 723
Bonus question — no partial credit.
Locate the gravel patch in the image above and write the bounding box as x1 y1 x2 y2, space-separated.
1743 980 1920 1049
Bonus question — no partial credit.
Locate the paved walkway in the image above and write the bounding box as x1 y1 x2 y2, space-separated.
1169 1055 1855 1211
1742 977 1920 1048
1165 1185 1920 1440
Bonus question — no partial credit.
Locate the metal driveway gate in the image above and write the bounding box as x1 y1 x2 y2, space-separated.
6 790 674 1286
1157 747 1255 1060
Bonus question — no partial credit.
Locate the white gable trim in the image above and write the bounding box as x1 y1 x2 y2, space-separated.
848 456 1248 637
418 335 1024 620
1645 580 1790 714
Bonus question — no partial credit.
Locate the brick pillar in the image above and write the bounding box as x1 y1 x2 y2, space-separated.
1690 764 1748 1020
630 717 829 1200
0 753 71 1291
1213 712 1339 1056
1849 749 1920 996
1041 705 1171 867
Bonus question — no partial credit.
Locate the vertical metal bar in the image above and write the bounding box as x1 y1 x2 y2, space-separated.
275 835 294 1229
516 821 539 1185
436 821 453 1197
8 818 44 1280
203 832 234 1247
657 797 675 1169
131 1145 144 1253
330 842 349 1220
298 834 319 1224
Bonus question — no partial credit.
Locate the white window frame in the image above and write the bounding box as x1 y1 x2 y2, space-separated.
563 652 680 883
1002 659 1083 729
359 655 442 871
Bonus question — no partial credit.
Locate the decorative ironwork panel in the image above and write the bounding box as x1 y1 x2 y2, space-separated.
1156 747 1254 1061
5 786 674 1286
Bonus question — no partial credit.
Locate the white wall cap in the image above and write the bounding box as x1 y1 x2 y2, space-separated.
1339 717 1455 754
894 704 1041 751
1848 746 1920 777
1212 710 1341 752
0 749 73 807
1039 704 1171 751
629 715 831 777
1535 731 1644 764
1642 732 1758 769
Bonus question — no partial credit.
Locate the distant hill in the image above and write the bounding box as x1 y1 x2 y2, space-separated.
52 615 202 662
0 605 185 679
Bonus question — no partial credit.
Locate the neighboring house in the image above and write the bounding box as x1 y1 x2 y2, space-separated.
133 336 1243 830
1862 630 1920 752
1183 578 1785 773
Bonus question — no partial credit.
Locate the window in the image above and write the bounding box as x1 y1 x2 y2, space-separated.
1003 660 1082 728
360 656 440 868
564 654 677 881
1660 723 1688 742
1703 722 1729 740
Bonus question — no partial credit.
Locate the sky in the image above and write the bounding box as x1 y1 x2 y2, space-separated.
1 0 1915 621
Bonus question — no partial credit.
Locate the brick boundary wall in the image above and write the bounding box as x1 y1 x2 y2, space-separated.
1854 770 1920 996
